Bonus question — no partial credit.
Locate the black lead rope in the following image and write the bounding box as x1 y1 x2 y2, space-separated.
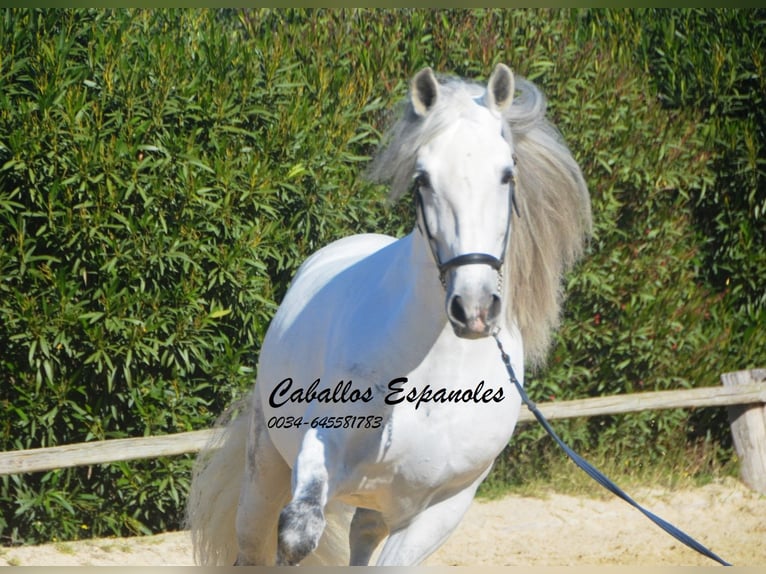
491 332 731 566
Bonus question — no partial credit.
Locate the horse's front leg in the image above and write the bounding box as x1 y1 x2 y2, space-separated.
277 428 329 566
376 470 488 566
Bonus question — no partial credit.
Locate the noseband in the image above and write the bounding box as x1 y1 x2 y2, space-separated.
414 169 518 288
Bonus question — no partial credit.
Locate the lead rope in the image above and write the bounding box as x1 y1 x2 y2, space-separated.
491 330 731 566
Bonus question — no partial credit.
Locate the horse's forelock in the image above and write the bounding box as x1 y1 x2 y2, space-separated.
366 78 487 202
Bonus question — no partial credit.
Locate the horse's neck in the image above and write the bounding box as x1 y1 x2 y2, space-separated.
364 230 448 351
402 228 445 321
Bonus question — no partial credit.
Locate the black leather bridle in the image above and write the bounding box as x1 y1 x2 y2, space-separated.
413 163 519 288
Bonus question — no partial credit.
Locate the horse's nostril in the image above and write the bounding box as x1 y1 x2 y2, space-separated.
488 294 502 321
449 295 468 326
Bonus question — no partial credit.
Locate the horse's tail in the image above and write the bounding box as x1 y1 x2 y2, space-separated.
186 396 250 566
185 393 354 566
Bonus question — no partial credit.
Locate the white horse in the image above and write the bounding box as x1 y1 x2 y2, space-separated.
186 63 591 566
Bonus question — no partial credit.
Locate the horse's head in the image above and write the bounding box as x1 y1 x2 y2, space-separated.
409 63 516 339
368 63 590 353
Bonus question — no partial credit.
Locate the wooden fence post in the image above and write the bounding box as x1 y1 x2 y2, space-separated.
722 368 766 495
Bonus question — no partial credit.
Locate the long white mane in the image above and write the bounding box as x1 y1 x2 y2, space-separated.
367 72 592 366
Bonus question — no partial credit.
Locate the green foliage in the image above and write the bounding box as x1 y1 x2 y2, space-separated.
1 8 763 543
569 7 766 367
637 9 766 369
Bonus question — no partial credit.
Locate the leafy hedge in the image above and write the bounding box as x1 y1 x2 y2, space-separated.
1 8 763 544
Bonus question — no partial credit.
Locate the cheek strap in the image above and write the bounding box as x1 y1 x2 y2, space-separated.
414 187 512 289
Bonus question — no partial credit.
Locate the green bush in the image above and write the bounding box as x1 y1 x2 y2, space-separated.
1 8 763 544
633 9 766 368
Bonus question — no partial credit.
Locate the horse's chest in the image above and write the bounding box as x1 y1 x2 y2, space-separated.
383 394 519 485
333 396 518 515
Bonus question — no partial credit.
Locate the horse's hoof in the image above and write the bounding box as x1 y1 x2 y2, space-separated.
277 500 325 565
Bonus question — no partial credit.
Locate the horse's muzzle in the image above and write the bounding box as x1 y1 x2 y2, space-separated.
447 292 502 339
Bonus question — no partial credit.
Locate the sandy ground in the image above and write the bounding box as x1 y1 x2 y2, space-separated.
1 477 764 567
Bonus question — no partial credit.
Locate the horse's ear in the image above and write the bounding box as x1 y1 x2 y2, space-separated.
486 63 514 113
411 67 439 117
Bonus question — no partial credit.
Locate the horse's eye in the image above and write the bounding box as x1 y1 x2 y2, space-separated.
501 169 515 186
414 172 431 191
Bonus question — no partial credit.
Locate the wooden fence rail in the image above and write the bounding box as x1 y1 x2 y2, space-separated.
516 380 766 422
0 429 222 477
1 370 765 494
